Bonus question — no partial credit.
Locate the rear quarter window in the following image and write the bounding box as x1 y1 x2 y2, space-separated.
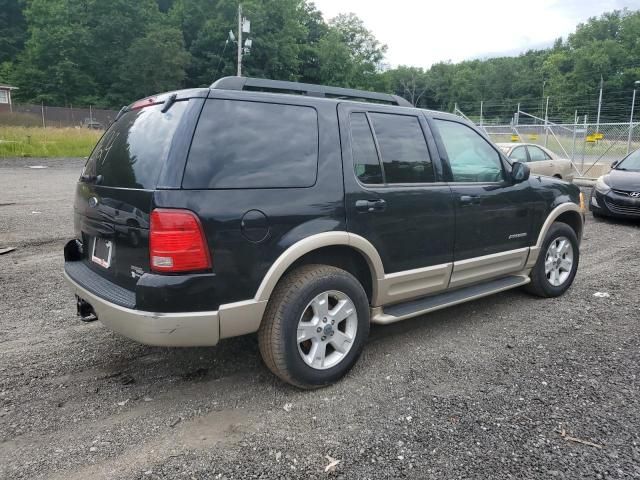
182 99 319 189
83 101 188 189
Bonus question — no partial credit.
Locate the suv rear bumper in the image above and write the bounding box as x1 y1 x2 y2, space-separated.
64 270 221 347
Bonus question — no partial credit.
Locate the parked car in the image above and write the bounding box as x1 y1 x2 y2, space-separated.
64 77 585 388
81 118 104 130
590 149 640 219
496 143 575 182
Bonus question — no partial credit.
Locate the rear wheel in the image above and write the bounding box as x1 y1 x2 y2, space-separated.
258 264 370 389
525 222 579 297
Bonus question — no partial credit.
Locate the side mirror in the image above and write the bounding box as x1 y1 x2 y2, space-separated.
611 160 618 169
511 161 530 183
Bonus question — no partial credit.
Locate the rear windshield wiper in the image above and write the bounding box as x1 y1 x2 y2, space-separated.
161 93 178 113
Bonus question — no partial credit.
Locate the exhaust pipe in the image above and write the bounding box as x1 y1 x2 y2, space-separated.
76 296 98 322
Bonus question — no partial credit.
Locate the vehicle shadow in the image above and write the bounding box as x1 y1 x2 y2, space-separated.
589 213 640 227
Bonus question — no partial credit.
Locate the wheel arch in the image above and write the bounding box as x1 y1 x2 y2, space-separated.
254 232 384 305
526 202 583 269
219 232 384 340
535 203 583 248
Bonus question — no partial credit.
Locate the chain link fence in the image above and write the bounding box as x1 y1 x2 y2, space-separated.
455 103 640 178
0 103 118 129
482 120 639 178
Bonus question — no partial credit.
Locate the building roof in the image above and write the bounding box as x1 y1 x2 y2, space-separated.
0 85 18 90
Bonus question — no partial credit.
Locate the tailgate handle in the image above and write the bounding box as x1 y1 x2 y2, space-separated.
80 174 103 185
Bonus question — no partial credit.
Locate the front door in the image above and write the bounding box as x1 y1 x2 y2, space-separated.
338 103 455 301
428 117 535 286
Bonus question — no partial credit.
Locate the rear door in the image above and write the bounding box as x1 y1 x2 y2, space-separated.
74 98 197 290
338 103 455 280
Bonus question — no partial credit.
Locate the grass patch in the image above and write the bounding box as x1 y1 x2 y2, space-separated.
0 126 103 157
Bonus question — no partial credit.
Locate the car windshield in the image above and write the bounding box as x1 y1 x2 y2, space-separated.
617 149 640 171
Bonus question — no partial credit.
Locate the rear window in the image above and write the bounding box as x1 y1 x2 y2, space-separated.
83 101 188 189
182 99 318 189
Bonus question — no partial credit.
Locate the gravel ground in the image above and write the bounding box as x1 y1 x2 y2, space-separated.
1 157 639 480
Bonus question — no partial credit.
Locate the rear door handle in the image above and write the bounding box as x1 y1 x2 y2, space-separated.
459 195 481 206
355 199 386 212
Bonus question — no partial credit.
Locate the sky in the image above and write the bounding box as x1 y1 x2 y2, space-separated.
312 0 640 68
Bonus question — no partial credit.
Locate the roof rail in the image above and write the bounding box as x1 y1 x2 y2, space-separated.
210 76 413 107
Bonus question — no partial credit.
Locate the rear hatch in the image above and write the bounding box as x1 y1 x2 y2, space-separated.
73 95 194 292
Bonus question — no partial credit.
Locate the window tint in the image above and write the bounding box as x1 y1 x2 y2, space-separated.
83 101 188 189
350 113 383 184
369 113 434 183
183 100 318 189
528 146 550 162
618 148 640 171
434 120 504 183
510 146 528 162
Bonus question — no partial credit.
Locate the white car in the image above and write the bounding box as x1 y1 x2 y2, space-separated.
496 143 575 182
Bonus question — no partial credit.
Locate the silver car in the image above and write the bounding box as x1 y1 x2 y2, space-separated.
497 143 575 182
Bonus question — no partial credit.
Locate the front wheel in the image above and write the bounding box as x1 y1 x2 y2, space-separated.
525 222 579 298
258 264 370 389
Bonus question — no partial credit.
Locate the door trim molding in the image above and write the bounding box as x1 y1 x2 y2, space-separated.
378 262 453 306
449 247 530 289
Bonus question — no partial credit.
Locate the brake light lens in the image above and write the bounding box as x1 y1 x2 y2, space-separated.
149 209 211 273
130 97 160 110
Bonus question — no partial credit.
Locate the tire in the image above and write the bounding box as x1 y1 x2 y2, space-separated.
258 264 370 389
525 222 579 298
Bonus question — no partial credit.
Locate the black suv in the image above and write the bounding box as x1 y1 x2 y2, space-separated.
64 77 585 388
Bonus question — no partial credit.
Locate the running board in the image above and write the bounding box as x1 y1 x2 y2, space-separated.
371 275 530 325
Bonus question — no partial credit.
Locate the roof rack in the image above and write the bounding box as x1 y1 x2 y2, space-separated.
210 76 413 107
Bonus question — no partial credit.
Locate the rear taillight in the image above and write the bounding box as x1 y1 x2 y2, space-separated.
149 209 211 273
130 97 160 110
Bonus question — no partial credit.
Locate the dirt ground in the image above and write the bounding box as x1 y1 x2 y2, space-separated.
1 158 639 479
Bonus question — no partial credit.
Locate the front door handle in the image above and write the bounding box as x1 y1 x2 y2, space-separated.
355 199 386 212
459 195 481 206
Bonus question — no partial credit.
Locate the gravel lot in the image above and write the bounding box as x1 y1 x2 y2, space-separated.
1 158 639 480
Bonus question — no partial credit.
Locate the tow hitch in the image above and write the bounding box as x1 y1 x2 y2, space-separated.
76 295 97 322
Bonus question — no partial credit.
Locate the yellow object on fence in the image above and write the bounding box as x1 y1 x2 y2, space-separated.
510 134 520 142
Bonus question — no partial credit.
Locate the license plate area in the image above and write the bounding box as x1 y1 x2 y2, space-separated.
91 237 113 268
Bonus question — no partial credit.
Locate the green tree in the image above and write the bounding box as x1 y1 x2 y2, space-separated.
113 26 190 103
12 0 95 104
326 13 387 88
0 0 27 65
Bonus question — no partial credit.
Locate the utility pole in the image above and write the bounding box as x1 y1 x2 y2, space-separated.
595 75 603 134
479 101 483 127
232 4 252 77
236 4 242 77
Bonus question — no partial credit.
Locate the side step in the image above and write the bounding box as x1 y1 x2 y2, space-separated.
371 275 530 325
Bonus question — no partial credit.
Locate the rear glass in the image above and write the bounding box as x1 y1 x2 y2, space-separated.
83 101 188 189
182 99 318 189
